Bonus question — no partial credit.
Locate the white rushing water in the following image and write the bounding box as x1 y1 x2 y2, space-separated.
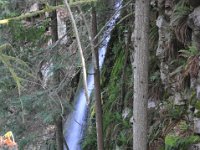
64 1 121 149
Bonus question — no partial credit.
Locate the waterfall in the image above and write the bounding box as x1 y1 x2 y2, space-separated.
64 1 122 149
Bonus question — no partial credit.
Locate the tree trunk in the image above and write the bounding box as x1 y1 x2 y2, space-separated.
133 0 149 150
120 27 131 112
50 1 58 42
55 116 64 150
92 7 104 150
50 0 63 149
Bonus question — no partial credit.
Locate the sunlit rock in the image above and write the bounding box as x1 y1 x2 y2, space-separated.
188 143 200 150
160 62 169 88
196 84 200 99
156 16 170 58
156 15 171 89
174 92 185 106
57 8 68 44
191 77 197 89
194 118 200 134
115 145 123 150
148 100 156 109
122 107 131 120
129 116 133 125
29 3 39 12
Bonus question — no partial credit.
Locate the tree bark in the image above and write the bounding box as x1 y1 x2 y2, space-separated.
120 27 131 112
92 7 104 150
50 0 64 149
55 116 64 150
133 0 149 150
50 5 58 42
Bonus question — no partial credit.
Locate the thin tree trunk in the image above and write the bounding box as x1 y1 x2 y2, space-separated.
55 116 64 150
133 0 149 150
50 0 58 42
92 7 104 150
50 0 64 149
120 27 131 112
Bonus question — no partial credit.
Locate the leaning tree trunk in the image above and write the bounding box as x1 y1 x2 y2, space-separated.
92 7 104 150
50 0 64 149
133 0 149 150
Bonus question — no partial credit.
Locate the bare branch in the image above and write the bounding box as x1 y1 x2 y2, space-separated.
63 0 90 104
77 6 97 69
0 0 96 25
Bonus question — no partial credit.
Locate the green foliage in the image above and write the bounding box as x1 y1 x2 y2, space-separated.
149 22 158 50
117 130 130 146
161 100 186 119
171 0 191 26
179 46 199 58
0 0 11 18
165 135 179 148
102 40 132 148
0 43 34 125
18 136 32 150
18 131 56 149
171 0 191 44
0 0 8 9
82 126 97 150
9 20 49 46
150 71 160 82
103 44 124 111
0 50 31 87
169 105 185 119
165 135 200 150
84 34 133 148
179 120 189 132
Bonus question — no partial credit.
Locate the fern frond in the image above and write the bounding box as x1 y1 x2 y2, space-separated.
0 43 12 51
1 54 29 69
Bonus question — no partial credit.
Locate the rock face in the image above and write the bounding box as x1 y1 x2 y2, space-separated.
155 0 200 147
57 8 68 44
188 143 200 150
194 118 200 134
188 6 200 51
188 7 200 135
156 0 200 103
156 15 170 88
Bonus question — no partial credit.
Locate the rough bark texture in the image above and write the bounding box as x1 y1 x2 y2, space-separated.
133 0 149 150
92 7 104 150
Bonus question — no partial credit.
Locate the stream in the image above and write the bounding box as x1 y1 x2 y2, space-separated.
64 1 122 149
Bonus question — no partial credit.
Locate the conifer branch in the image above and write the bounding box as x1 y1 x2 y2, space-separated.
0 0 96 25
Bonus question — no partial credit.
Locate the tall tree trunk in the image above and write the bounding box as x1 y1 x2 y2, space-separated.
92 7 104 150
55 116 64 150
133 0 149 150
50 0 63 149
50 0 58 42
